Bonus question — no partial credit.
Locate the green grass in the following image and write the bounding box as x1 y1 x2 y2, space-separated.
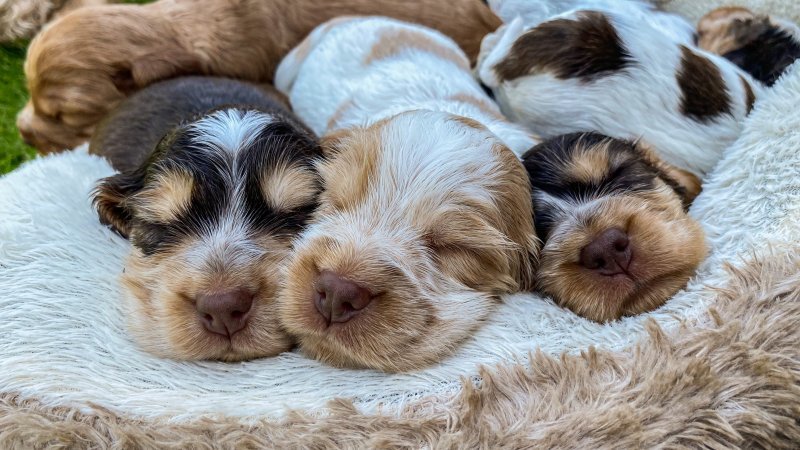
0 40 35 174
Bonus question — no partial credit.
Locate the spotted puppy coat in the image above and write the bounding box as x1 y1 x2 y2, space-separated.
697 7 800 87
275 17 539 372
523 132 706 322
92 77 322 361
478 8 764 178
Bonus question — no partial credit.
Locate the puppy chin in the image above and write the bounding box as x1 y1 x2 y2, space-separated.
538 198 707 323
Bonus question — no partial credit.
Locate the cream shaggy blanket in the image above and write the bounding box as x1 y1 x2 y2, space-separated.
2 1 800 447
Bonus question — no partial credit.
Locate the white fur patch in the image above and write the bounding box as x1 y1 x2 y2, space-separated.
189 109 274 157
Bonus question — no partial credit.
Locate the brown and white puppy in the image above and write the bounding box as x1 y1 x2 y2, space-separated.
478 8 763 178
17 0 501 153
523 132 707 322
697 7 800 86
275 17 539 372
92 77 322 361
0 0 108 42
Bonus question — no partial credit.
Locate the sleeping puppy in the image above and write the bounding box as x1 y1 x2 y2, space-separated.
92 77 322 361
16 0 501 153
275 17 539 371
697 7 800 86
523 132 707 322
477 8 763 178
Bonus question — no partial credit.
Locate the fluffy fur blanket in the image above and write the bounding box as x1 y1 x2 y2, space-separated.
1 3 800 448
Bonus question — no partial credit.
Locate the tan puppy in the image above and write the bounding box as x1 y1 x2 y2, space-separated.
17 0 501 153
275 17 538 372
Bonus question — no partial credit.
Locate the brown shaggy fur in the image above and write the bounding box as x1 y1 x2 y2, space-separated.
17 0 501 153
2 252 799 448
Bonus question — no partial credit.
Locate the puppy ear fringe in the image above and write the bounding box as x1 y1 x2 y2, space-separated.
92 171 146 238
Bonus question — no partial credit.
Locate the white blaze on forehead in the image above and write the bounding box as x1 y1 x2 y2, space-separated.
189 109 275 155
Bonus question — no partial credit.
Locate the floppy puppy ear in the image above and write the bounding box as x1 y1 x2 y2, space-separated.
635 142 703 206
112 45 202 94
92 170 146 238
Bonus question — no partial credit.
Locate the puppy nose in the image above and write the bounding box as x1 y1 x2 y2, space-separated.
580 228 632 276
196 289 254 336
314 271 373 324
17 120 35 146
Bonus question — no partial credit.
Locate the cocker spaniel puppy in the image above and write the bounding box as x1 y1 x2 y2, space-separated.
523 132 707 322
477 7 763 178
275 17 539 372
17 0 500 153
697 7 800 86
92 77 322 361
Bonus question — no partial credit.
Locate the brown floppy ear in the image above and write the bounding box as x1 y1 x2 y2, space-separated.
635 142 703 206
92 169 146 238
112 45 202 94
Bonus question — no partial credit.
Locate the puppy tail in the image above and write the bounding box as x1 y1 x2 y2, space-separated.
476 15 527 89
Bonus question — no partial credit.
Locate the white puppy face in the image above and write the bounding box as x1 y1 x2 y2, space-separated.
279 111 538 372
477 9 762 177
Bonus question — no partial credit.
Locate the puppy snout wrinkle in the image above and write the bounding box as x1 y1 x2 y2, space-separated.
580 228 632 276
314 271 373 324
196 289 254 336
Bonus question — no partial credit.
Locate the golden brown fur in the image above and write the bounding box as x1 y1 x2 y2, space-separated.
697 6 761 55
279 113 538 372
17 0 501 153
523 133 707 322
2 252 798 448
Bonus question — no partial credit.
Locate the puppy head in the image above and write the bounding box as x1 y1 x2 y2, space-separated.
523 133 706 322
696 7 766 55
93 108 322 361
280 111 538 372
19 5 198 153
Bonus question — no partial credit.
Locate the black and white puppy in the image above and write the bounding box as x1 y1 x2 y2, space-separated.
92 77 322 361
697 7 800 87
478 7 763 178
522 132 707 322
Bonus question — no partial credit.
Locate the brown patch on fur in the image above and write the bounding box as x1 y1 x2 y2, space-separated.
494 11 632 82
452 115 486 130
565 144 611 184
317 126 381 212
19 0 500 153
131 171 194 223
677 45 732 122
3 253 800 447
741 75 756 115
365 28 470 70
261 165 319 212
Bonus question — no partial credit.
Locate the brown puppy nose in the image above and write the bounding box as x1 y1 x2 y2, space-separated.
580 228 632 276
196 289 254 336
314 271 373 324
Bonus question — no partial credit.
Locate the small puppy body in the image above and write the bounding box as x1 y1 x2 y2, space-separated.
0 0 107 42
478 7 763 178
697 7 800 86
93 77 322 361
276 17 539 371
486 0 695 45
523 132 707 322
17 0 501 153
